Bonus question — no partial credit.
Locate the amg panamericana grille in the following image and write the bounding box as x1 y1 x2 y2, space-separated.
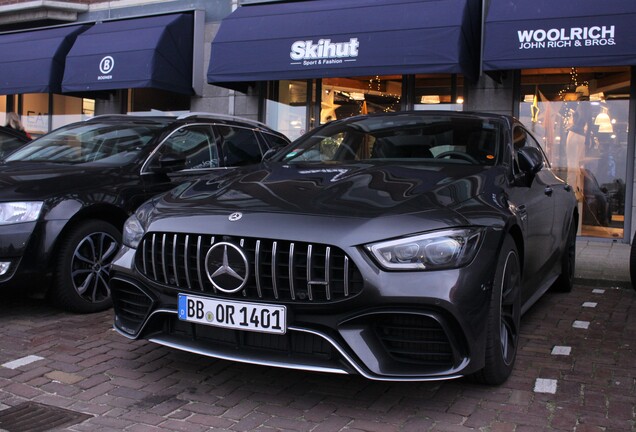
135 233 363 302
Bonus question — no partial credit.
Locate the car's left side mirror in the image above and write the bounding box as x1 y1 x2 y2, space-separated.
518 147 544 174
515 147 544 185
151 153 187 174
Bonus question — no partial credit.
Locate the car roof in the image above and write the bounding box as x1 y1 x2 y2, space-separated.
81 113 288 140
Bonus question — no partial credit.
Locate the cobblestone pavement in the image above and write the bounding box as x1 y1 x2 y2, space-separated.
0 282 634 432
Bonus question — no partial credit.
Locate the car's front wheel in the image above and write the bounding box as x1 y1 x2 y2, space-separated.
473 236 521 385
52 220 121 313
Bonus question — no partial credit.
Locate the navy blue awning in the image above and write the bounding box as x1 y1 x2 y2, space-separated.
62 14 193 95
207 0 480 86
483 0 636 70
0 25 88 94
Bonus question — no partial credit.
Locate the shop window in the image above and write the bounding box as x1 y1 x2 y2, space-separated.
22 93 50 137
129 88 190 114
414 74 464 111
322 76 402 121
265 80 309 141
519 66 630 239
52 94 85 131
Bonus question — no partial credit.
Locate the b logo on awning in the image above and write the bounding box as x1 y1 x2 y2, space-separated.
98 56 115 79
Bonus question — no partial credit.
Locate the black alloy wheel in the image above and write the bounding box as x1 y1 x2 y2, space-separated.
473 235 521 385
52 220 121 313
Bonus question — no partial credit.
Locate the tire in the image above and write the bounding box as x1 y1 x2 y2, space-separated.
552 219 576 293
472 236 521 385
630 231 636 291
51 220 121 313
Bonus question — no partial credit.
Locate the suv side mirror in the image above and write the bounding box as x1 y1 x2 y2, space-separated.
151 153 187 174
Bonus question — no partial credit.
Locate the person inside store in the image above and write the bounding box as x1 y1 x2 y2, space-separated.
5 112 31 140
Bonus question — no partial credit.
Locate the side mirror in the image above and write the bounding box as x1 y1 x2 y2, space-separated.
152 153 187 174
517 147 544 175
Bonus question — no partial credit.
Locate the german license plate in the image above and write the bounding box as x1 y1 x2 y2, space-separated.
178 294 286 334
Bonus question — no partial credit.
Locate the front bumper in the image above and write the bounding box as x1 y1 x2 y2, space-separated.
110 229 501 381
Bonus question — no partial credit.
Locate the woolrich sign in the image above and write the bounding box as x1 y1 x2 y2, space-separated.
483 1 636 70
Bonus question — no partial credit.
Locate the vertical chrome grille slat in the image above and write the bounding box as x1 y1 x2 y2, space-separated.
142 238 148 276
240 238 247 297
172 234 179 287
135 233 360 302
196 235 205 292
150 234 158 281
306 244 313 301
325 246 331 301
344 256 349 297
271 241 278 300
255 240 262 298
288 243 295 300
161 234 168 284
184 235 191 289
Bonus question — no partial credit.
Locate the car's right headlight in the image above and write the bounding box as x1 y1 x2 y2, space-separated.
123 200 155 249
0 202 43 225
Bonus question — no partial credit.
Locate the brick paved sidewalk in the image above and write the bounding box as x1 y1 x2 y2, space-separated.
0 281 634 431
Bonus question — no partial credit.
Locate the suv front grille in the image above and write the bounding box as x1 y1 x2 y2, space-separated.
135 233 363 303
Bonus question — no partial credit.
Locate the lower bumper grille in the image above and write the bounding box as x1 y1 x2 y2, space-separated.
374 315 453 367
168 317 338 360
111 278 154 335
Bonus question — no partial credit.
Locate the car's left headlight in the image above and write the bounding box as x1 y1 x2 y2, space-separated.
0 201 43 225
365 228 482 271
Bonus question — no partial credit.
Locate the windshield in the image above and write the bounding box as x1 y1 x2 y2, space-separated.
281 114 503 166
6 120 168 165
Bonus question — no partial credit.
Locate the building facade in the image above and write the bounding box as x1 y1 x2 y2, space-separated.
0 0 634 243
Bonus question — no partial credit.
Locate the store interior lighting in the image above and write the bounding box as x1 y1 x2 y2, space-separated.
420 95 440 104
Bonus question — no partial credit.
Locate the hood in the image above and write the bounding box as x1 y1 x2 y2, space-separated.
0 161 127 200
157 161 503 219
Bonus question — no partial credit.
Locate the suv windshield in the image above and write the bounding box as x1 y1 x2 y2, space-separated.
6 121 168 165
281 114 503 166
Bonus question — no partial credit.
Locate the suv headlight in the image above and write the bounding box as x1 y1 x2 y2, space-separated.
123 200 155 249
365 228 482 271
0 202 43 224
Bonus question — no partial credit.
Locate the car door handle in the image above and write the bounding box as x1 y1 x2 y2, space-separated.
544 186 553 197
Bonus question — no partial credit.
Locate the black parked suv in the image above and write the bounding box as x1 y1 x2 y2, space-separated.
0 113 289 313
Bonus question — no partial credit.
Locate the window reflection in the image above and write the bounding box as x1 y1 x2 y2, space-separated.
519 67 629 239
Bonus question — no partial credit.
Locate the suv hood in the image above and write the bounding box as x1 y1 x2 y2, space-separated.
157 162 502 219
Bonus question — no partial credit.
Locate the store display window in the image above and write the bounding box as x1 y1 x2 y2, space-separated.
265 80 310 140
519 66 630 239
321 76 402 121
414 74 464 111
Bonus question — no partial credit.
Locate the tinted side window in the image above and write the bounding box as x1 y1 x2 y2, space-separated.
262 132 289 150
218 126 263 166
153 125 218 170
